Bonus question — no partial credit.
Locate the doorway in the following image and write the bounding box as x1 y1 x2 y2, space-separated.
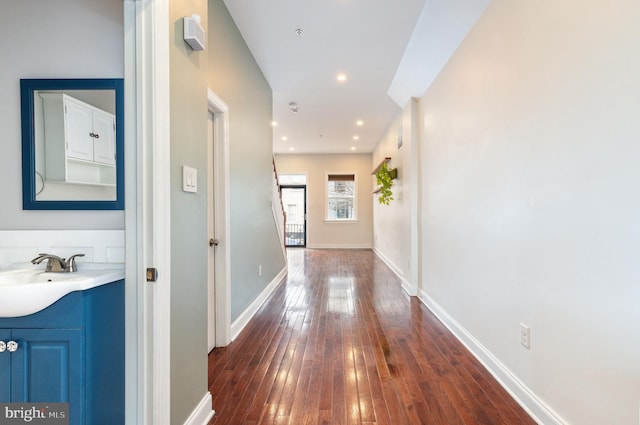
207 111 216 352
207 89 232 352
281 185 307 247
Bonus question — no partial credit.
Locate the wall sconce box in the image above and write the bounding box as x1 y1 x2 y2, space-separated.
184 14 205 51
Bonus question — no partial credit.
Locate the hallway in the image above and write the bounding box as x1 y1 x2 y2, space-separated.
208 249 535 424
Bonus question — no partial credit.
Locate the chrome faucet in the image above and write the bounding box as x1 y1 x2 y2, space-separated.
64 254 85 273
31 253 85 273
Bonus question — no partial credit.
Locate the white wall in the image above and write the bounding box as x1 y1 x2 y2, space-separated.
417 0 640 424
275 154 373 249
372 104 417 291
0 0 124 230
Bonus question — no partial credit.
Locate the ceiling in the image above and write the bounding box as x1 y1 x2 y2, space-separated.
223 0 427 154
222 0 490 155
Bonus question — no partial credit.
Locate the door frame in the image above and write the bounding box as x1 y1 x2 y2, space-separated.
207 89 232 348
281 184 307 248
124 4 232 424
124 1 171 424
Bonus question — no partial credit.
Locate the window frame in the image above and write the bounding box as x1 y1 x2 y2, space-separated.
325 172 358 222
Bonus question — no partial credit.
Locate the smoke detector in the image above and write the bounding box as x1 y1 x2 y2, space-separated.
289 102 299 113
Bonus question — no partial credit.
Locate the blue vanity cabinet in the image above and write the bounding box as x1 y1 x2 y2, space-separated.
10 329 84 408
0 279 124 425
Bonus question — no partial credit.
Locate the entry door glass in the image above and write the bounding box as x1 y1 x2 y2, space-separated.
281 186 306 247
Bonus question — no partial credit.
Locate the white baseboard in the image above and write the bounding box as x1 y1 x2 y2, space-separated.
182 392 214 425
418 289 567 425
230 266 288 341
307 243 372 249
372 247 417 296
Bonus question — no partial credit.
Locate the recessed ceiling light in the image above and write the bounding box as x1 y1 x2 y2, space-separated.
356 120 364 126
289 147 295 151
350 147 356 151
337 73 347 82
282 136 288 141
353 135 359 140
271 121 278 127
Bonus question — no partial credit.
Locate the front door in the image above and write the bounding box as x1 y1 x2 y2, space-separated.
281 186 306 247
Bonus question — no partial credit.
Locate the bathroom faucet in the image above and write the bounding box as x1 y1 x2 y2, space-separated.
31 254 66 272
31 253 85 273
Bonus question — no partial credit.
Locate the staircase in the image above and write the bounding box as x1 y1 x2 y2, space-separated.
272 157 286 255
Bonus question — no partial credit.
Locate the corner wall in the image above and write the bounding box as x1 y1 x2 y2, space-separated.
418 1 640 424
371 102 417 290
169 0 209 423
208 0 286 322
0 0 124 230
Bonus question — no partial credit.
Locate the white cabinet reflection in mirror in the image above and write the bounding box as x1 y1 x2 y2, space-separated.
39 93 116 188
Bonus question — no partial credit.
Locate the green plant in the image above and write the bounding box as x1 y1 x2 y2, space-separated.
375 163 394 205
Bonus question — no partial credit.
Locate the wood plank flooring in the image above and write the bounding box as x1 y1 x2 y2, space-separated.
208 249 536 425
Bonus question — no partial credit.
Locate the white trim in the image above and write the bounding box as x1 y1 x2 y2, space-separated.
207 89 232 347
124 0 172 424
418 289 567 425
324 219 360 224
325 171 358 221
230 266 287 341
307 244 372 249
373 247 417 296
182 392 215 425
124 2 143 424
149 0 172 422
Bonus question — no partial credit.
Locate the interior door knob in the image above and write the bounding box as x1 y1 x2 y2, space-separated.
209 238 219 247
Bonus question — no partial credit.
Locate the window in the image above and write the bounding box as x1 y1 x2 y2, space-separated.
287 204 298 223
279 174 307 185
327 174 356 220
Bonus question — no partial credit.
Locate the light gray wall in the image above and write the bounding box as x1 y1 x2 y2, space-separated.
169 1 210 423
275 154 373 249
418 0 640 424
208 0 286 321
0 0 124 230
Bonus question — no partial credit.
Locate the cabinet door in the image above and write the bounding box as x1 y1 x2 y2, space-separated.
0 329 10 401
10 329 84 425
91 110 116 166
64 100 94 161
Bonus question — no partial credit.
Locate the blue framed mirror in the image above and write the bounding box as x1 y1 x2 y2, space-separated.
21 78 124 210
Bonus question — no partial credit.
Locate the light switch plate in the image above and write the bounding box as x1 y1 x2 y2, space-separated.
182 166 197 193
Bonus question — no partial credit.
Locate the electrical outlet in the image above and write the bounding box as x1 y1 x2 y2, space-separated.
258 265 262 276
520 323 531 349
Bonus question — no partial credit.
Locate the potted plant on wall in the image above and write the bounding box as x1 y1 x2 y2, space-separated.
375 162 396 205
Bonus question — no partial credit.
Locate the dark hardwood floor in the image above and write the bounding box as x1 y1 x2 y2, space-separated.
208 249 536 425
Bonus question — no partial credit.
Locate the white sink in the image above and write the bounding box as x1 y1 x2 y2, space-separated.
0 264 124 317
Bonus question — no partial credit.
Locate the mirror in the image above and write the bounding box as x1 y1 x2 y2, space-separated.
21 78 124 210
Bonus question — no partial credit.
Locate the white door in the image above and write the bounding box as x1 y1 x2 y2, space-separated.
207 111 216 352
